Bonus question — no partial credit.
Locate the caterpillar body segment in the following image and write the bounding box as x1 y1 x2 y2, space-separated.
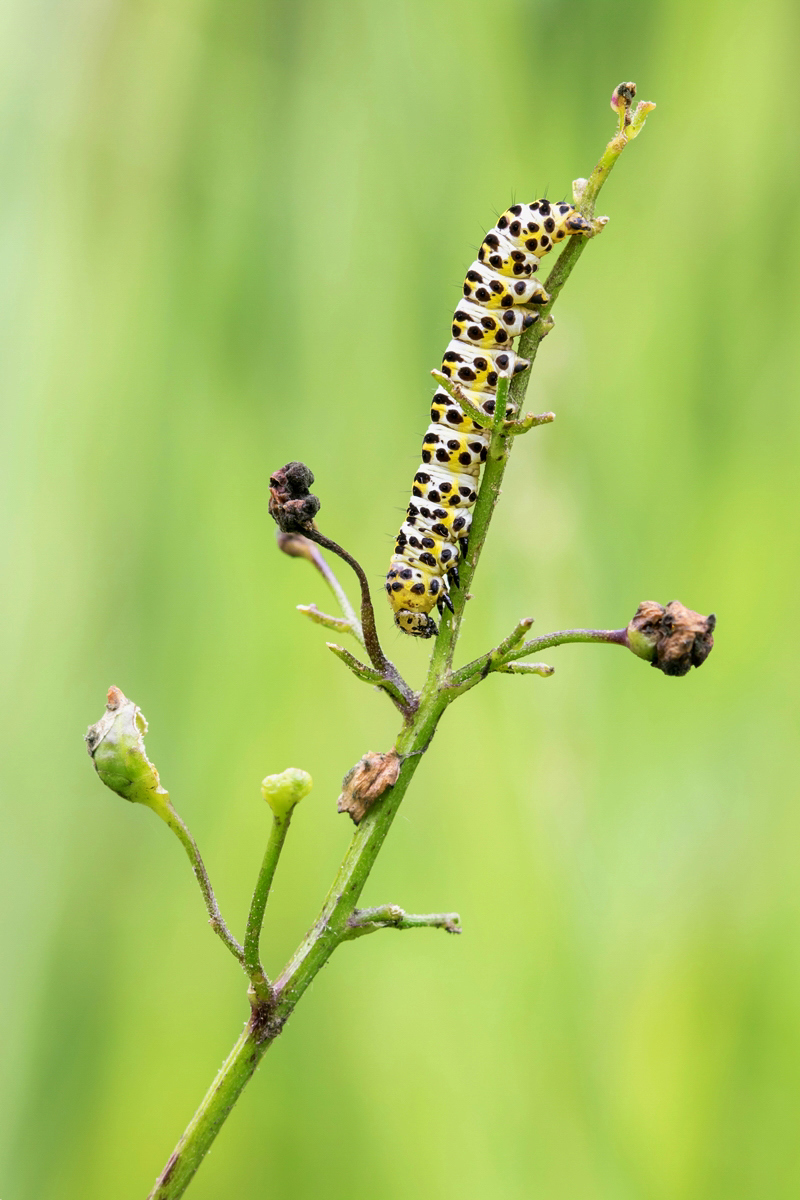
387 198 591 638
462 263 550 309
430 388 496 432
421 424 487 474
440 341 527 390
451 301 537 348
411 466 478 507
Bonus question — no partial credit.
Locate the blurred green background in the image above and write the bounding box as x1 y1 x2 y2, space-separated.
2 0 799 1196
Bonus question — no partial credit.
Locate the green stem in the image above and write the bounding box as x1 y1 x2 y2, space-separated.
297 603 359 639
148 1019 272 1200
303 526 415 713
345 904 461 937
159 805 245 966
146 89 653 1200
147 693 447 1199
504 626 628 664
449 627 628 694
243 813 292 983
305 541 365 645
326 641 411 709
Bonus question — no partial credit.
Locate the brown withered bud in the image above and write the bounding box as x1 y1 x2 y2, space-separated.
268 461 321 533
338 750 401 825
627 600 716 677
610 81 637 124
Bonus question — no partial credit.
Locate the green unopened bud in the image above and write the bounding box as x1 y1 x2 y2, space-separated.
261 768 312 818
85 686 169 814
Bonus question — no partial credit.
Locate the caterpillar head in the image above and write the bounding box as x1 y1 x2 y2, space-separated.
386 560 441 637
394 610 438 638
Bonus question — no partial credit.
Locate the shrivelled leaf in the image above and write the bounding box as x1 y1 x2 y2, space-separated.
338 750 401 825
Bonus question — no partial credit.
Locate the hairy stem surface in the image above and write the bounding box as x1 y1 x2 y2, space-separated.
160 806 244 965
242 813 292 993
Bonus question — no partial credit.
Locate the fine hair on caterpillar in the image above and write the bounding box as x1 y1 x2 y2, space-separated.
386 199 591 638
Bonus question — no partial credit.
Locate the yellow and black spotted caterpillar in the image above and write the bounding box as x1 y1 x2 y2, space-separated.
386 198 592 637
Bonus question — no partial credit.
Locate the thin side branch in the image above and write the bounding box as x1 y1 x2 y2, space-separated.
243 813 294 1000
327 643 411 709
160 806 245 966
503 411 555 435
297 604 357 638
345 904 462 938
495 662 554 676
503 627 629 666
268 464 414 712
448 626 628 695
431 370 496 430
277 532 364 645
304 527 416 714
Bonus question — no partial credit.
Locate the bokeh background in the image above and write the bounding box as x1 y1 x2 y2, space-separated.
2 0 799 1197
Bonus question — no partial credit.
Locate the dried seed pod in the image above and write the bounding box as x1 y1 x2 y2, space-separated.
337 750 401 825
85 686 169 813
627 600 716 677
268 461 321 533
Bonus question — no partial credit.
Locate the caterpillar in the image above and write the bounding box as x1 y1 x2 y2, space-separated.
386 198 592 637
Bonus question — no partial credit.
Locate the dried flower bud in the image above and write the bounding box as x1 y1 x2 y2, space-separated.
338 750 401 825
627 600 716 677
268 462 321 533
85 687 169 813
261 767 313 819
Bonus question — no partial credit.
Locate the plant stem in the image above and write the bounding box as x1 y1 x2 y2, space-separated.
302 526 415 712
148 695 445 1199
243 813 292 984
345 904 461 937
504 626 628 664
146 90 653 1200
304 541 365 645
159 805 244 965
326 641 411 709
449 627 629 693
148 1020 269 1200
